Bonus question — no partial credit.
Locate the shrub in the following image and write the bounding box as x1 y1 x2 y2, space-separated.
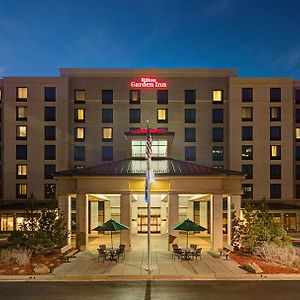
0 248 32 266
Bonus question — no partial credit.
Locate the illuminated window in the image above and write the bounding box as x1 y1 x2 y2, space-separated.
45 107 56 121
74 146 85 161
242 88 253 102
157 109 168 123
45 164 56 179
284 213 297 231
44 87 56 102
296 128 300 141
157 90 168 104
44 126 56 140
74 127 85 141
0 214 14 231
16 106 27 120
17 87 27 101
212 146 224 161
242 126 253 141
102 127 113 141
131 140 167 158
102 109 113 123
102 90 113 104
212 90 223 103
75 108 85 122
270 184 281 199
74 90 85 102
130 90 141 104
16 215 24 230
270 165 281 179
270 88 281 102
270 145 281 160
272 213 281 228
185 90 196 104
16 184 27 198
270 107 281 121
242 184 253 199
270 126 281 141
16 164 27 178
242 165 253 179
45 184 56 199
16 125 27 140
242 145 253 160
241 107 253 121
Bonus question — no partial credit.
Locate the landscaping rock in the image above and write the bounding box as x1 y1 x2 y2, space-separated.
49 263 55 267
13 267 19 271
33 263 50 274
240 262 263 274
19 269 26 275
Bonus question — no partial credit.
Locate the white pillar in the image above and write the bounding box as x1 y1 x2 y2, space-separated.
104 200 111 222
227 197 231 246
120 193 131 250
200 201 208 233
58 195 71 246
230 195 241 220
210 194 223 251
76 194 88 251
160 200 167 235
187 200 193 220
131 199 138 234
168 192 179 248
90 201 98 233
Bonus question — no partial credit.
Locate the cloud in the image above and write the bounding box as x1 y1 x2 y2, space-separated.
204 0 234 17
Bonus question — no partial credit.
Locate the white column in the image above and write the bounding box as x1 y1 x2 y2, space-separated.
230 195 241 220
168 192 179 248
281 213 285 229
76 194 88 251
131 199 138 234
187 200 193 220
104 200 111 222
200 201 208 233
90 201 98 234
58 195 71 246
120 193 131 250
227 197 231 245
210 194 223 251
160 200 167 235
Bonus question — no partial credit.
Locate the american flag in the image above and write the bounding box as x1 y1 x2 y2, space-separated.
145 126 152 159
145 124 155 203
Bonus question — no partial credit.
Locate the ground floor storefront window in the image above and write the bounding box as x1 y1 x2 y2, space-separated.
284 213 297 231
0 214 14 231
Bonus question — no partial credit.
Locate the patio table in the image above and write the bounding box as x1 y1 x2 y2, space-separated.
181 248 196 261
105 248 119 262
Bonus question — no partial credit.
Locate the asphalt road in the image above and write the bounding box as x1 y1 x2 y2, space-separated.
0 281 299 300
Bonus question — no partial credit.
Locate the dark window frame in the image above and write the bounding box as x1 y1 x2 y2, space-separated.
242 88 253 102
270 88 281 102
270 126 281 141
184 90 196 104
44 107 56 121
102 146 113 161
185 109 196 123
185 146 196 161
270 184 281 199
129 108 141 123
44 87 56 102
157 90 168 104
102 90 113 104
44 126 56 141
44 145 56 160
102 109 113 123
270 164 281 179
242 126 253 141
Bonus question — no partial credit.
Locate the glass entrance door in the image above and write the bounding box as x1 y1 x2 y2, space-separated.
138 215 161 233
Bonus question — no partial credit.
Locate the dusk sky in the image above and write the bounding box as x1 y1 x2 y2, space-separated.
1 0 300 78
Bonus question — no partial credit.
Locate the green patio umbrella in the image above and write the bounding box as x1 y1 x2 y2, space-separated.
92 219 129 249
170 218 206 248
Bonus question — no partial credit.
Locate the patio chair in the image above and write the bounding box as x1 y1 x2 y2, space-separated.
99 244 106 250
190 244 197 251
116 244 126 260
97 248 109 263
171 244 182 261
194 248 202 261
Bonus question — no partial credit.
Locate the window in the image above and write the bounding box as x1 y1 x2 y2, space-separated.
0 89 2 101
74 127 85 141
74 146 85 161
296 185 300 198
102 109 113 123
0 214 14 231
185 146 196 161
296 146 300 160
74 108 85 122
44 87 56 102
16 184 27 198
284 213 297 231
102 146 113 161
129 109 141 123
296 165 300 180
242 126 253 141
45 145 56 160
16 125 27 140
131 140 167 158
212 128 223 142
296 109 300 123
16 164 27 179
212 109 223 123
242 88 253 102
296 128 300 141
16 145 27 160
242 165 253 179
185 90 196 104
185 128 196 142
74 165 85 170
296 90 300 104
242 145 253 160
270 107 281 121
16 106 27 121
74 90 85 103
212 90 223 103
270 145 281 160
102 90 113 104
45 164 56 179
270 88 281 102
17 87 27 101
242 184 253 199
270 165 281 179
44 107 56 121
270 184 281 199
102 127 113 141
185 109 196 123
130 90 141 104
241 107 253 121
212 146 224 161
157 90 168 104
270 126 281 141
45 184 56 199
44 126 56 140
157 109 168 123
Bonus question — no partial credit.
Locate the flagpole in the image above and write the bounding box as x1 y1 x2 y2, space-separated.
146 121 151 274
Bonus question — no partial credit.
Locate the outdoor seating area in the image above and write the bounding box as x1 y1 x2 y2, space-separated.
97 244 126 263
172 243 202 262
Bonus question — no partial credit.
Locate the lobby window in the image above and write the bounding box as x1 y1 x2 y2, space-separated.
74 146 85 161
130 90 141 104
45 164 56 179
74 127 85 141
102 127 113 142
242 164 253 179
242 184 253 199
74 108 85 122
157 90 168 104
102 146 113 161
270 145 281 160
185 146 196 161
44 87 56 102
212 128 223 142
16 164 27 179
212 146 224 161
17 87 27 101
212 109 223 123
45 145 56 160
270 107 281 121
270 88 281 102
296 109 300 123
270 184 281 199
16 184 27 199
296 90 300 104
0 214 14 231
44 107 56 121
44 126 56 140
270 126 281 141
131 140 167 158
212 90 223 103
102 90 113 104
270 165 281 179
185 128 196 142
284 213 297 231
242 88 253 102
296 128 300 141
185 90 196 104
129 109 141 123
242 126 253 141
74 90 85 103
45 184 56 199
102 109 113 123
157 109 168 123
242 145 253 160
16 145 27 160
16 125 27 140
296 165 300 180
241 107 253 121
185 109 196 123
16 106 27 121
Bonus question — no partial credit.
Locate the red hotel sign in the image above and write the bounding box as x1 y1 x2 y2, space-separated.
130 77 167 88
